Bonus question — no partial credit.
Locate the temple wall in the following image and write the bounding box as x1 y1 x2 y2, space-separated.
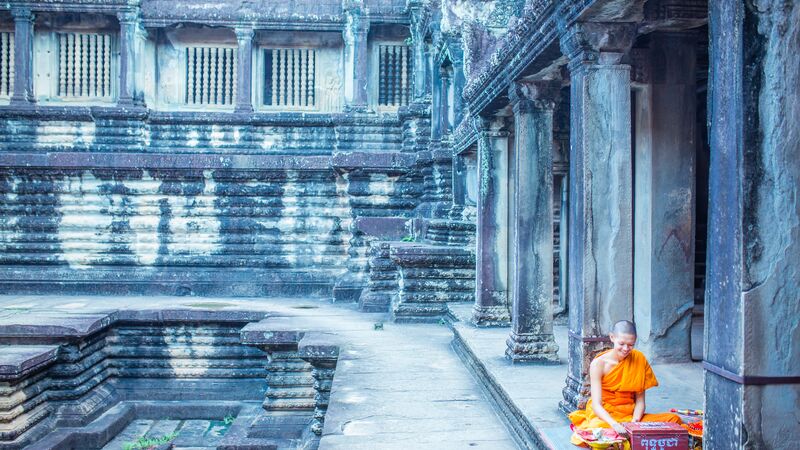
0 113 423 296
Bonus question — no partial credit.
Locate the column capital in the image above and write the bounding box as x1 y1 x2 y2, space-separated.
10 7 34 21
235 27 255 43
116 10 138 25
471 115 511 137
559 22 636 69
508 80 561 114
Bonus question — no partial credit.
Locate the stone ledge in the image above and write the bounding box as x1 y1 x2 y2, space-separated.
450 322 561 450
0 151 418 172
0 345 60 380
0 309 270 346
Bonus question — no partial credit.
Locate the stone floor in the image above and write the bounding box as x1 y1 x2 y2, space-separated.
0 296 704 450
0 295 517 450
101 418 231 450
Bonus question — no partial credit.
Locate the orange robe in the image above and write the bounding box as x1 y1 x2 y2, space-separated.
569 349 682 446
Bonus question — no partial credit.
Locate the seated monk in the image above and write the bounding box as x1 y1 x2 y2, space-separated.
569 320 682 446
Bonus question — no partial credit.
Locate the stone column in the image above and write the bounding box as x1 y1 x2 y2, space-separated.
558 22 636 412
10 8 35 105
558 174 569 314
116 11 137 106
704 2 800 448
505 81 561 363
430 62 442 141
472 116 511 327
450 60 465 127
343 3 369 112
439 69 451 136
234 28 254 113
409 4 428 100
632 32 697 362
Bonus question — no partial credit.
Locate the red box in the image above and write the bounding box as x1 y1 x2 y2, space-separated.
623 422 688 450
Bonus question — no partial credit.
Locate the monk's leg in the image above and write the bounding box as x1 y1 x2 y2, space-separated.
641 412 683 424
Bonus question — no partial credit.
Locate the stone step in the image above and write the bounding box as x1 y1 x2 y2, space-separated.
0 345 59 380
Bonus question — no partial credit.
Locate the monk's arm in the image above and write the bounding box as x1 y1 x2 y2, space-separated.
632 391 645 422
589 360 627 435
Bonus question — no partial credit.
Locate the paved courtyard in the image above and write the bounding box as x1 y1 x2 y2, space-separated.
0 295 517 450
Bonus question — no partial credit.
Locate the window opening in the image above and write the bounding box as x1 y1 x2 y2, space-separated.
185 46 237 106
57 32 113 98
0 31 14 97
378 44 411 107
263 48 315 108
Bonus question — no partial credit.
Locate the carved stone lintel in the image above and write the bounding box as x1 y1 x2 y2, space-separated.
471 304 511 327
559 22 637 70
505 332 560 364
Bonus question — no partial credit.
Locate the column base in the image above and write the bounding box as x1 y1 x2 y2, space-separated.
9 95 35 106
559 372 589 415
471 304 511 327
344 104 371 114
505 332 560 364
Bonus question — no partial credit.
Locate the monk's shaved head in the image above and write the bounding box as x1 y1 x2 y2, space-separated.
612 320 637 336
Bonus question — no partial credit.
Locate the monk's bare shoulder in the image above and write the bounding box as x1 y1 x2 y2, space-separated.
589 355 609 376
591 353 616 376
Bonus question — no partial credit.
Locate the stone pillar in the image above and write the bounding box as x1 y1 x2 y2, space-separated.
558 22 636 412
116 11 137 106
234 28 254 113
430 62 442 141
343 3 369 112
10 8 35 105
558 174 569 314
450 60 465 127
472 116 511 327
424 41 433 98
704 2 800 449
409 4 428 100
505 81 561 363
632 32 697 363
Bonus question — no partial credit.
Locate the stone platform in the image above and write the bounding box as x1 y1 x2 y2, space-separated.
0 296 703 450
447 304 704 450
0 296 516 450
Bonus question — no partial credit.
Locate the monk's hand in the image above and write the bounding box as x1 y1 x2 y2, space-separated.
611 423 628 437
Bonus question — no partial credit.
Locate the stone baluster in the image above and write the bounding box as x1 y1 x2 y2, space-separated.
234 27 254 113
558 22 636 412
117 11 137 105
10 7 35 105
505 80 561 363
343 1 369 112
472 116 511 327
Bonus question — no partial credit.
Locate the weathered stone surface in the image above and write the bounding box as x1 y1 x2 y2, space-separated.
505 81 560 364
704 2 800 449
632 31 697 363
558 20 636 411
0 309 335 449
472 118 511 327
